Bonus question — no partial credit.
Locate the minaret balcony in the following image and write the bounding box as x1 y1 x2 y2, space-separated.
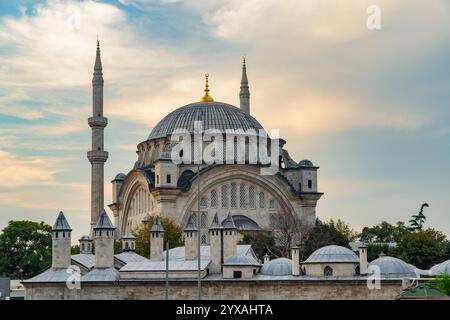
88 116 108 128
87 150 109 163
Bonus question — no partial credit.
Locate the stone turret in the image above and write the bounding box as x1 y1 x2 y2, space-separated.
52 211 72 269
150 216 165 260
79 235 93 254
93 210 115 268
358 244 368 275
184 215 199 260
88 40 109 236
222 213 237 262
291 246 300 276
239 58 250 114
209 213 222 273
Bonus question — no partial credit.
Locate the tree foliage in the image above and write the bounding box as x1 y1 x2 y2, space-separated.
359 221 409 243
391 228 448 269
430 272 450 296
409 203 429 231
132 216 183 258
0 220 52 279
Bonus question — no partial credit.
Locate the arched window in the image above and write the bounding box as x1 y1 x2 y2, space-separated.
190 213 197 226
249 186 255 209
125 242 129 250
231 183 237 208
81 243 85 251
200 212 207 229
221 185 228 208
355 266 360 275
210 190 217 208
259 192 265 208
201 234 207 245
200 197 207 208
324 266 333 276
240 183 246 208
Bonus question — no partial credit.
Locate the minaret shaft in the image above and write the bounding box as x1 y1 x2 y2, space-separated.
88 42 108 236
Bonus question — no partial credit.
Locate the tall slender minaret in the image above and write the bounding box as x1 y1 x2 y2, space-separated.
239 57 250 114
87 40 108 236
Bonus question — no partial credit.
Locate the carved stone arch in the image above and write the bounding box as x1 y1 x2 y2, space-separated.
178 165 297 228
118 170 152 235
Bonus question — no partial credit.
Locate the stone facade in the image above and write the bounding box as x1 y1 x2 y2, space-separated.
23 279 406 300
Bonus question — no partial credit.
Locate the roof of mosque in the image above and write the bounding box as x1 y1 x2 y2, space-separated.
22 268 73 283
260 258 292 276
114 252 149 264
163 244 253 261
223 255 261 267
304 245 359 264
369 256 417 278
120 260 210 272
72 253 95 270
147 102 264 141
53 211 72 231
81 267 120 282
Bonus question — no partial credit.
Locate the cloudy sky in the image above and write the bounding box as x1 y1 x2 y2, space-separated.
0 0 449 241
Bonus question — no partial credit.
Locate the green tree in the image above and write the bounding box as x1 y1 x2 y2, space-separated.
71 244 80 254
391 228 447 269
133 216 183 258
0 220 52 279
409 203 429 231
239 232 282 259
430 272 450 296
359 221 409 243
366 243 391 262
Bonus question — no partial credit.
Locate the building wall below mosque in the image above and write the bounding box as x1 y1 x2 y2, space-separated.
24 280 404 300
303 263 359 277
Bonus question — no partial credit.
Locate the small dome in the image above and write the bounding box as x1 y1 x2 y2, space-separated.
114 173 126 180
369 256 417 278
430 260 450 275
305 245 359 263
260 258 292 276
79 235 92 241
299 159 314 167
223 255 260 266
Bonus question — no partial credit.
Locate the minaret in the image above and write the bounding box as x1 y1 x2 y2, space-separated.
52 211 72 269
239 57 250 114
87 40 108 236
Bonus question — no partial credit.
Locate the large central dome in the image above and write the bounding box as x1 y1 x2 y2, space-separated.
148 102 264 140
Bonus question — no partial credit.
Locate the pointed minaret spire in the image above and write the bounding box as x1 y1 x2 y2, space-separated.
239 57 250 114
87 39 109 237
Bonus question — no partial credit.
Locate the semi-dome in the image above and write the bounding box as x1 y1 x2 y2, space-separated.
430 260 450 275
369 256 417 278
304 245 359 263
147 102 264 141
260 258 292 276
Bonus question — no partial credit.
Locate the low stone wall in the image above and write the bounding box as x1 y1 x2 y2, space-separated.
24 279 405 300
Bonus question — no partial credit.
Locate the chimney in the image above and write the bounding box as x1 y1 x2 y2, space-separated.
93 210 115 269
291 246 300 276
184 215 199 260
52 211 72 269
121 234 136 252
150 216 165 260
358 244 368 275
79 235 93 254
208 213 222 273
263 254 270 264
222 213 237 262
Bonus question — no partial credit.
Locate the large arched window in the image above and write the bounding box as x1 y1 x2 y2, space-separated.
259 192 265 208
239 183 246 208
249 186 255 209
210 190 217 208
221 185 228 208
201 234 207 245
324 266 333 276
231 183 237 208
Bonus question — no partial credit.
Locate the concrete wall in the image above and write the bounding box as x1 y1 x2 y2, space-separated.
223 266 256 279
304 263 359 277
24 279 405 300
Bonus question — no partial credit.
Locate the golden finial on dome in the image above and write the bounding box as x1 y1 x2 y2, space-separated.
201 73 214 102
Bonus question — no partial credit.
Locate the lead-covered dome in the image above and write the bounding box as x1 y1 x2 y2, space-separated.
260 258 292 276
430 260 450 275
148 102 264 141
369 256 417 278
304 245 359 263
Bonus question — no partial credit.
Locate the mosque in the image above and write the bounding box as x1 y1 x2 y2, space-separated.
21 43 449 300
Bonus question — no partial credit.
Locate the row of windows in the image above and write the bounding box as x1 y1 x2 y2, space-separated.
199 184 276 210
156 174 172 184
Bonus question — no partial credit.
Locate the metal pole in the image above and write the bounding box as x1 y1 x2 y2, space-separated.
165 240 169 300
197 162 201 300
